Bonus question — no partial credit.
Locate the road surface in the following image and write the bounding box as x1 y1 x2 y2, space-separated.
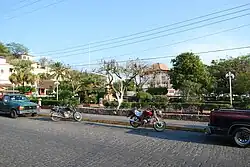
0 116 249 167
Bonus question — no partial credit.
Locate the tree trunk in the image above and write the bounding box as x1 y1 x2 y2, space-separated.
117 97 123 110
116 91 124 110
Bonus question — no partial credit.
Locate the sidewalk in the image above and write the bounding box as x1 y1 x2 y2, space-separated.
39 109 207 133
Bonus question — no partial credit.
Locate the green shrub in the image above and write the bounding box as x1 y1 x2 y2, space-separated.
103 101 118 108
59 98 80 107
120 102 132 109
30 99 60 106
136 91 152 102
146 87 168 95
103 100 232 111
152 95 168 103
168 102 231 110
16 86 35 93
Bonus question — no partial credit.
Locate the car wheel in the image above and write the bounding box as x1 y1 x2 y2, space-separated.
233 127 250 148
10 109 18 119
31 113 38 117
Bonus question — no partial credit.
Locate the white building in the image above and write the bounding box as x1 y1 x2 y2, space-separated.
20 54 35 61
0 56 13 87
143 63 179 96
0 55 55 96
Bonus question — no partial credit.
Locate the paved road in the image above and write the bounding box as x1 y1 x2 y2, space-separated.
0 116 249 167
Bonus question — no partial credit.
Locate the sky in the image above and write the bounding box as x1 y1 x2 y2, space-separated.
0 0 250 71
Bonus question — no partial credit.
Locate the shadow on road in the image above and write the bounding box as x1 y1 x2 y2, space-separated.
29 117 74 122
84 122 235 147
25 116 236 147
0 113 31 118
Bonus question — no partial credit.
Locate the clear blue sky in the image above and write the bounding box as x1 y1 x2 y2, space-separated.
1 0 250 70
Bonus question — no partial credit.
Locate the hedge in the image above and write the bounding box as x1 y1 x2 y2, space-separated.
30 99 60 106
104 101 231 111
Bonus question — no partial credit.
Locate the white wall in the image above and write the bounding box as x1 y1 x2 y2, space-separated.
0 58 13 85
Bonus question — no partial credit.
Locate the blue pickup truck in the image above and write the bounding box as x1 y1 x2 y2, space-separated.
0 94 40 118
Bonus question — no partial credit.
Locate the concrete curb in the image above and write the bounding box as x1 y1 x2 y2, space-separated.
38 113 205 133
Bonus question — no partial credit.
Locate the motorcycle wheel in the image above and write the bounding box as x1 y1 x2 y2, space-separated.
73 112 82 122
130 116 141 128
153 121 166 132
51 112 62 121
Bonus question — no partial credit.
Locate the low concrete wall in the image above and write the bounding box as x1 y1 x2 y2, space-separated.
77 107 131 116
77 107 209 122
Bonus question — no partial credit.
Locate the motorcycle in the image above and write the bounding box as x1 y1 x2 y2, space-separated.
50 105 83 122
127 107 166 132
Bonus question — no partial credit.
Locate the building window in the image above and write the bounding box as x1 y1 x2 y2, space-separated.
161 76 166 81
9 68 13 73
1 69 4 74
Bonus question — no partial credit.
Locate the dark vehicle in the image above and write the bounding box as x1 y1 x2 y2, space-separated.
205 108 250 148
127 107 166 132
50 106 82 122
0 94 39 118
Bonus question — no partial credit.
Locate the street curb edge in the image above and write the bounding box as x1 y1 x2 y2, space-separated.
38 113 205 133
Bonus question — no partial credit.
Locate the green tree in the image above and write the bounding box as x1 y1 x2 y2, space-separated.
0 42 10 57
49 62 69 81
79 72 105 103
170 52 212 101
6 42 29 57
9 60 36 92
37 72 52 80
136 91 152 102
65 70 83 94
100 59 143 109
38 57 53 68
233 72 250 95
209 55 250 95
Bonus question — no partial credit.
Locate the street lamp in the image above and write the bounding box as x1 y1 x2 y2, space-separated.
54 81 60 101
226 71 235 106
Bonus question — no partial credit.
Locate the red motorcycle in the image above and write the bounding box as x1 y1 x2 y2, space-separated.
127 107 166 132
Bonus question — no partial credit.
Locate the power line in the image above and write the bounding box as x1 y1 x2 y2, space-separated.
39 8 250 56
17 0 31 4
33 2 250 55
4 0 67 21
50 12 250 59
4 0 44 16
88 23 250 62
72 45 250 67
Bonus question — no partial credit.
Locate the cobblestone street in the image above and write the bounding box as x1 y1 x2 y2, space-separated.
0 116 249 167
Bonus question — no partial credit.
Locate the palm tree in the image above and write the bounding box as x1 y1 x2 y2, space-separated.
9 72 36 87
9 59 36 93
0 42 10 57
37 72 52 81
49 62 69 81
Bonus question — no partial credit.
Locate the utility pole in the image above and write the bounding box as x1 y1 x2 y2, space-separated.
226 71 235 107
88 43 90 72
54 81 60 101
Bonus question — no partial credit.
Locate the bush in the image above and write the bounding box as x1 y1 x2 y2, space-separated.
103 101 118 108
30 99 60 106
59 98 80 107
146 87 168 95
16 86 35 93
152 95 168 103
168 102 231 110
120 102 132 109
103 101 231 111
136 91 152 102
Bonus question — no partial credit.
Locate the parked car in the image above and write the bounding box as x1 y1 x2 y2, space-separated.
0 94 40 118
205 108 250 148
